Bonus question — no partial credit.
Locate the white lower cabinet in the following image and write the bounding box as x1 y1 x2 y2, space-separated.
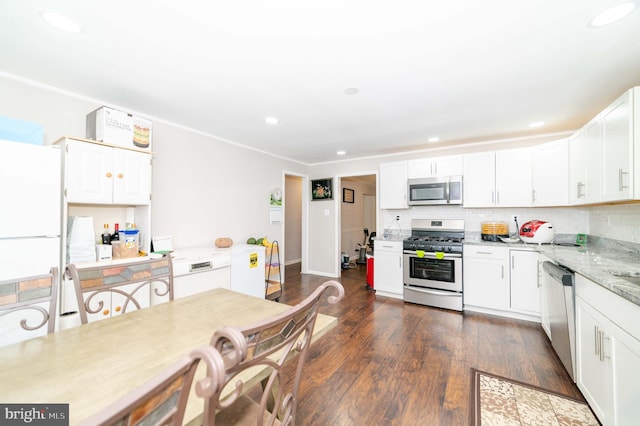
538 254 553 339
463 245 508 311
82 282 150 323
464 245 540 321
374 240 403 299
509 250 540 315
575 274 640 425
173 267 231 300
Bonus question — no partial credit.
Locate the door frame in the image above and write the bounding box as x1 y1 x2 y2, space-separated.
281 171 309 274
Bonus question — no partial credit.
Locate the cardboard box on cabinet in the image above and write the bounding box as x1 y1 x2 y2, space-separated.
86 106 152 151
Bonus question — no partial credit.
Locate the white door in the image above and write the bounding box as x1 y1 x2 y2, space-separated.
532 139 569 206
112 149 151 205
111 283 150 317
379 161 407 209
66 141 114 204
509 250 540 314
463 257 508 310
82 290 112 323
601 90 633 202
231 245 266 298
495 147 532 207
0 300 52 347
463 152 495 207
576 296 611 423
0 238 60 281
0 140 60 237
433 155 463 176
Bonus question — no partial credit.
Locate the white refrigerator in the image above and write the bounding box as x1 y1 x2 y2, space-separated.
230 244 266 298
0 140 61 281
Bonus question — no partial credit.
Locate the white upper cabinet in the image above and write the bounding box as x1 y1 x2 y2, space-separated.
462 151 495 207
495 147 533 207
532 138 569 206
64 139 151 205
463 148 532 207
379 160 408 209
407 155 462 179
602 89 634 202
569 118 602 205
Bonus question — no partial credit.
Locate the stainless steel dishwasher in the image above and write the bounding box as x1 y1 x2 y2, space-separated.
542 261 576 381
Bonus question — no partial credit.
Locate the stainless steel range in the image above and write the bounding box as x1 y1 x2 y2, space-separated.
403 219 464 311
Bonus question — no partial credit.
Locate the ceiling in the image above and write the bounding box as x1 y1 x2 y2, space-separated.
2 1 640 165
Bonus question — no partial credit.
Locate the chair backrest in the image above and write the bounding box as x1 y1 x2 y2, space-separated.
78 345 225 426
205 280 344 425
66 257 173 324
0 267 59 347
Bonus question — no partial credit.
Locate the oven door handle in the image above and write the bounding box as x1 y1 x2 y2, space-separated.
403 251 462 259
404 285 461 296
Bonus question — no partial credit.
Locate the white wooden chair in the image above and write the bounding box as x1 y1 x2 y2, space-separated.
78 345 225 426
0 267 58 347
66 257 173 324
204 280 344 425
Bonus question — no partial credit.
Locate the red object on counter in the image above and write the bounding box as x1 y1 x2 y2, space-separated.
366 255 374 289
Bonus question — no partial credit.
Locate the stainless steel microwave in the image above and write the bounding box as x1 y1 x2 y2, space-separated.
407 175 463 205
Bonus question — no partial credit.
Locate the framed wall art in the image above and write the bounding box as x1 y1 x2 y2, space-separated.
343 188 354 203
311 178 333 200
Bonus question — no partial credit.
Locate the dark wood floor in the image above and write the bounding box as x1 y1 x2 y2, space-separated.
278 262 584 425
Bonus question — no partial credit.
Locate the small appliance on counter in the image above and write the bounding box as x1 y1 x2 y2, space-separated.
520 220 555 244
481 221 509 242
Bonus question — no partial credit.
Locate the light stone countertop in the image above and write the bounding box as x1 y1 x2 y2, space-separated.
464 237 640 307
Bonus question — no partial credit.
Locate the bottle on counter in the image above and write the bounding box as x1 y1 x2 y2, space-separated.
111 223 120 242
101 224 111 245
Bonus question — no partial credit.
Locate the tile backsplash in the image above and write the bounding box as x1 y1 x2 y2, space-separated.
589 204 640 244
382 203 640 244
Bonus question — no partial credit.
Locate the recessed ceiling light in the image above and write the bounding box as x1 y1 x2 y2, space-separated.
529 121 545 128
344 88 360 96
265 117 279 126
428 137 440 143
337 150 346 155
589 1 638 27
40 10 82 33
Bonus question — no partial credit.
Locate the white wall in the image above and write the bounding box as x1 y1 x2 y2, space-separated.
0 75 307 252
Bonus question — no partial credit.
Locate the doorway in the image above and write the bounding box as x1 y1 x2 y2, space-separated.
340 175 377 266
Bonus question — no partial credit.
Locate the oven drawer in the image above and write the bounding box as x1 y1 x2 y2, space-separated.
404 285 463 311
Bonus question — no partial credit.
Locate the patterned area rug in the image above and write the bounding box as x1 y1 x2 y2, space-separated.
470 369 600 425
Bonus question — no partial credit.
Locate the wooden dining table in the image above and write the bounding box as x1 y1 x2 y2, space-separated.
0 288 338 425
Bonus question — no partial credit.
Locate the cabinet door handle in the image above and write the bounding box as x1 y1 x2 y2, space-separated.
496 191 500 204
577 182 585 198
117 173 124 179
595 326 600 356
399 257 402 268
106 172 112 178
511 255 515 270
600 334 611 361
501 265 504 279
619 169 628 191
532 189 536 204
477 251 492 255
